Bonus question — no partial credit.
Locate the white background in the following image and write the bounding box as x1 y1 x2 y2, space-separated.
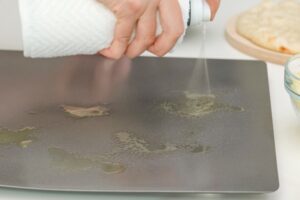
0 0 299 199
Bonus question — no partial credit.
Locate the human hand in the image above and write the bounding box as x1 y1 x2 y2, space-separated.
207 0 221 20
98 0 185 59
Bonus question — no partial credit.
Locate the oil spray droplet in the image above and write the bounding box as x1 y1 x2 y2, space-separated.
177 144 211 154
27 110 38 115
114 132 210 155
19 140 33 148
115 132 153 154
48 148 95 171
62 105 110 118
0 127 37 148
114 132 180 155
48 147 126 174
100 162 126 174
161 91 244 118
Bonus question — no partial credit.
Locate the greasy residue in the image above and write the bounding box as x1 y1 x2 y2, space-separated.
0 127 37 148
62 105 110 118
115 132 177 154
177 144 210 153
27 110 38 115
48 130 209 174
114 131 209 155
48 147 125 174
161 91 244 118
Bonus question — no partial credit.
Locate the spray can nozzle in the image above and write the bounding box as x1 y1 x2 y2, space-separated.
189 0 212 26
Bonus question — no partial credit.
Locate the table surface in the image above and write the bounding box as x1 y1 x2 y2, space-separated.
0 0 299 199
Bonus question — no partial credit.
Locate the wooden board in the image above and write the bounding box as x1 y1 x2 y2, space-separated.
225 15 292 65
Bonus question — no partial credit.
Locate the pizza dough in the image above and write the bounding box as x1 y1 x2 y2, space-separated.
237 0 300 54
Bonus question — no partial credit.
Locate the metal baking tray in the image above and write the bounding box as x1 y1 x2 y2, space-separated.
0 51 279 193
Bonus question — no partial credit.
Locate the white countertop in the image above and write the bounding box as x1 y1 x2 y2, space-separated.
0 0 299 199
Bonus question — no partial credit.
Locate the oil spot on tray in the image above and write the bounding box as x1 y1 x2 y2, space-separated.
48 130 210 174
27 110 38 115
0 127 37 148
113 131 210 155
114 132 178 154
177 144 210 154
48 147 125 174
100 161 126 175
62 105 110 118
161 91 244 118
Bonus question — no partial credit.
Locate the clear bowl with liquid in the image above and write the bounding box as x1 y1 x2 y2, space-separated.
285 55 300 117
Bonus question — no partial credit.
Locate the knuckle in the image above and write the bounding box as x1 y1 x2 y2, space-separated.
152 49 166 57
164 28 184 43
168 35 179 45
149 45 168 57
117 36 130 44
109 49 124 60
176 26 185 37
155 52 166 57
125 0 143 13
126 52 137 59
171 34 181 44
143 36 156 46
172 27 184 39
110 53 123 60
165 31 183 45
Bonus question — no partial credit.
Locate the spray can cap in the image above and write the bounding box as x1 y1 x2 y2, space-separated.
190 0 211 26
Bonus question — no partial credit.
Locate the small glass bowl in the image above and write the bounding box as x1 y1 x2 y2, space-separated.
285 55 300 117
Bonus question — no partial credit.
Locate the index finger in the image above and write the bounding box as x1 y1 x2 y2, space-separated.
100 17 136 59
99 1 142 59
148 0 184 57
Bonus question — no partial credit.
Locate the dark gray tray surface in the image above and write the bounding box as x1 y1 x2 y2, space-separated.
0 51 278 193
